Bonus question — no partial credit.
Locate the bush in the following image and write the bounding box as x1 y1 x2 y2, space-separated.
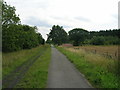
83 36 120 45
90 36 105 45
2 24 44 52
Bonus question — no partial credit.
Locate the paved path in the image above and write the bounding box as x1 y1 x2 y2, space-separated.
47 47 93 88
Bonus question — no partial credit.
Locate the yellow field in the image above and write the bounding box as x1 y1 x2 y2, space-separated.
72 45 118 60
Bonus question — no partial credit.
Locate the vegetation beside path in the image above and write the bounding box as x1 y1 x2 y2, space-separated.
15 45 51 88
57 46 119 88
3 45 48 77
3 45 51 88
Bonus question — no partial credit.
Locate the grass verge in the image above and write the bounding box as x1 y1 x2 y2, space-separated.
3 45 48 77
57 46 119 88
15 45 51 88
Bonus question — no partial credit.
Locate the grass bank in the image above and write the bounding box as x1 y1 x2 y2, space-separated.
15 46 51 88
3 45 48 77
57 46 119 88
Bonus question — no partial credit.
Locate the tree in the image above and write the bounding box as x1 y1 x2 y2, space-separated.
90 36 105 45
89 29 120 38
37 33 45 45
2 1 45 52
2 1 21 52
46 25 68 45
68 28 88 46
88 36 120 45
2 1 20 27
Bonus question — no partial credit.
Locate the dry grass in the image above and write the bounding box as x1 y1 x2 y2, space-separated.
64 46 116 72
69 45 118 60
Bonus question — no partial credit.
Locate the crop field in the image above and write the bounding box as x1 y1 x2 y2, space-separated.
65 45 119 60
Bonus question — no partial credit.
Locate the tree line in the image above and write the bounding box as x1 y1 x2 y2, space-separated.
46 25 120 46
2 1 119 53
2 1 45 52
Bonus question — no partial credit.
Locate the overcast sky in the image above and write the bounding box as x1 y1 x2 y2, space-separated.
6 0 119 40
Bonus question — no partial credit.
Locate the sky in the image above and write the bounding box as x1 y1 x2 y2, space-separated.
5 0 119 40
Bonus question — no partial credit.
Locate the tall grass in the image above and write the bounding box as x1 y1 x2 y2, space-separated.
3 45 47 77
57 46 119 88
77 45 118 60
67 47 117 73
15 46 51 88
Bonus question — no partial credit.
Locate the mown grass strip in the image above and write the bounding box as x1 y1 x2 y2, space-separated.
15 45 51 88
57 47 119 88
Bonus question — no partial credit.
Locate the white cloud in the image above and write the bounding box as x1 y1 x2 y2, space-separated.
25 16 52 27
5 0 119 40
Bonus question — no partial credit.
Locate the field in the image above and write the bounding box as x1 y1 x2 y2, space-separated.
2 45 51 88
57 45 119 88
72 45 118 60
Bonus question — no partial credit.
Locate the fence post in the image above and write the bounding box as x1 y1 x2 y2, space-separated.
106 52 108 57
115 51 117 57
95 50 96 54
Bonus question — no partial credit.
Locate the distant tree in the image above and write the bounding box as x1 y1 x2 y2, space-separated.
102 36 119 45
90 36 105 45
37 33 45 45
46 25 68 45
68 28 88 46
89 29 120 39
89 36 120 45
41 38 45 45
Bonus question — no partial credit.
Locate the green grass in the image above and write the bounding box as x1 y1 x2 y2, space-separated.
3 45 48 77
57 47 119 88
15 46 51 88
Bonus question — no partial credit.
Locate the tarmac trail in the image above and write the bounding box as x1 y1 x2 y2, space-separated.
47 47 93 88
